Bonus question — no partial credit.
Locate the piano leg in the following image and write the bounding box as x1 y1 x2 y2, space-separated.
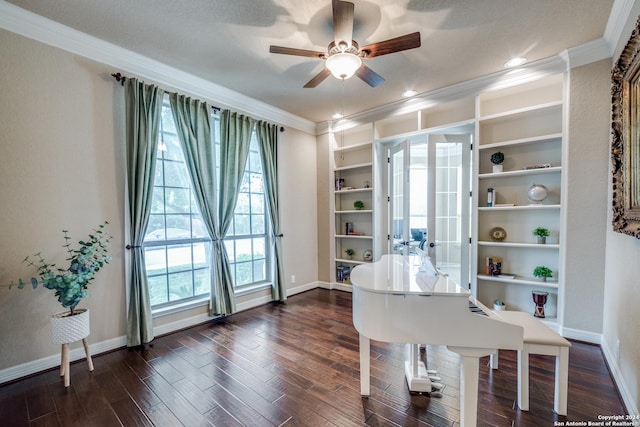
448 346 494 427
359 334 371 396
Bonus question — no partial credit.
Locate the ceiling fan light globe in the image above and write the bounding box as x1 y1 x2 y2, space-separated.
326 53 362 80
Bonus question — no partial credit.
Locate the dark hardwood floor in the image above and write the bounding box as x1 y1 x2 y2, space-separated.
0 289 627 426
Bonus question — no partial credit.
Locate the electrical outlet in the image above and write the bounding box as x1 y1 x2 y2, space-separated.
291 275 296 284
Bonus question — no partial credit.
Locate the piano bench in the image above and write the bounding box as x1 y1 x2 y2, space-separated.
489 311 571 415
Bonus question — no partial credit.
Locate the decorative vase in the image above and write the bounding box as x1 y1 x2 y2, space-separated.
532 291 548 318
493 164 503 173
50 308 90 345
537 236 546 244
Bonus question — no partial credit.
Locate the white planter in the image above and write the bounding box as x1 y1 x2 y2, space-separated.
50 308 90 345
493 303 506 311
492 164 503 173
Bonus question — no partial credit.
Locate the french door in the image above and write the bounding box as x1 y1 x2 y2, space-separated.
386 133 472 286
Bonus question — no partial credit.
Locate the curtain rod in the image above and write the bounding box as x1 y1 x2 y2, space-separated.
111 72 285 132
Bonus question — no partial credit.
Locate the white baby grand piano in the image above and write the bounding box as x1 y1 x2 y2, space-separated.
351 254 524 427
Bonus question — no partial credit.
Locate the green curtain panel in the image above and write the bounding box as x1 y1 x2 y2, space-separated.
256 121 285 301
213 110 255 315
124 78 164 347
168 94 219 312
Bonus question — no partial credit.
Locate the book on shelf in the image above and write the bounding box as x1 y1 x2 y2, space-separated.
523 163 551 170
497 273 516 279
337 265 351 283
485 257 503 276
345 222 354 235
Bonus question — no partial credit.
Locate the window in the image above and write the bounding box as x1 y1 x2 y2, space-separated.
221 133 270 289
144 102 270 309
144 103 211 307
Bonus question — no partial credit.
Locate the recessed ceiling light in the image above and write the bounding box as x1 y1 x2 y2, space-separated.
402 90 417 98
504 57 527 68
332 113 344 119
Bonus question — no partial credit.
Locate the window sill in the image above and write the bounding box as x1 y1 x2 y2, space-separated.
151 297 210 319
151 282 273 318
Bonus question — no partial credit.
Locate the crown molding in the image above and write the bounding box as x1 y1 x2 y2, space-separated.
561 37 612 70
604 0 637 54
0 1 317 135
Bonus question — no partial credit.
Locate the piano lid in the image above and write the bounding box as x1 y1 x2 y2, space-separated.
351 254 469 297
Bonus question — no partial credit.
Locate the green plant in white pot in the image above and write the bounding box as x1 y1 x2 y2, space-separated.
4 221 112 386
532 227 550 244
533 265 553 282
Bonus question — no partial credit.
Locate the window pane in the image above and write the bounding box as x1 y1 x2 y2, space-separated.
165 188 190 213
235 193 250 214
168 271 194 301
235 261 252 286
234 214 250 235
251 194 264 214
167 243 193 273
148 275 168 305
249 172 263 193
145 246 167 275
151 187 165 214
253 259 265 282
251 214 265 234
193 242 209 268
194 268 210 295
146 214 166 238
249 150 262 173
239 173 250 192
164 160 190 188
253 237 265 258
235 238 252 262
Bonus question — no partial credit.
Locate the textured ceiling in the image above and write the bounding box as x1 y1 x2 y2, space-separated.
6 0 614 123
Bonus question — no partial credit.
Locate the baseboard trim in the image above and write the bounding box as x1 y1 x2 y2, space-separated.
601 339 640 420
560 326 601 344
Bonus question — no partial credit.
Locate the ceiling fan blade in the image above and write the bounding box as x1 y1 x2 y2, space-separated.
333 0 354 49
356 64 385 87
304 68 332 88
270 45 326 58
360 32 421 58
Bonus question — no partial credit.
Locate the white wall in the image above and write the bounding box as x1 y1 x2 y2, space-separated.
0 29 319 374
602 4 640 413
0 29 126 369
563 59 611 335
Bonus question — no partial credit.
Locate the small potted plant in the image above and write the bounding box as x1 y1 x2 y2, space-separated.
532 227 550 244
493 299 506 311
533 265 553 282
490 151 505 173
345 248 355 260
353 200 365 210
4 221 111 386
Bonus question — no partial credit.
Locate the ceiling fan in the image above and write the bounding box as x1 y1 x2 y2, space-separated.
269 0 421 88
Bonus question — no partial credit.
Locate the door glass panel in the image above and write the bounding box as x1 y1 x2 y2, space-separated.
390 143 408 255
